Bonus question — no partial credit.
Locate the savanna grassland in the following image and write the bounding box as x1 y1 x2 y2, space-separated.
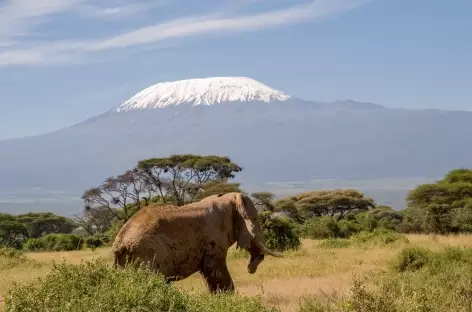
2 163 472 311
3 234 472 312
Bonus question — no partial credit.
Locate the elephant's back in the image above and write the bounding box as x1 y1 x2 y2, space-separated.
112 206 171 253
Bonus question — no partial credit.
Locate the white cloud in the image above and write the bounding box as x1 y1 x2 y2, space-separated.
0 0 83 42
92 0 374 51
0 0 375 67
78 1 168 19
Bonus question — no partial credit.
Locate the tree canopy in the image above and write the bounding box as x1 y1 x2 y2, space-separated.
251 192 276 212
82 154 243 222
16 212 76 238
0 212 77 248
0 214 28 248
274 189 375 222
137 154 242 206
406 168 472 233
408 168 472 209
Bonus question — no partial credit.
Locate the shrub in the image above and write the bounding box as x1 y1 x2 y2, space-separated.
350 228 409 247
3 258 276 312
298 259 472 312
23 233 84 252
396 207 424 233
393 246 432 272
298 296 338 312
318 238 351 249
336 219 363 238
302 216 340 239
355 207 404 233
258 211 301 252
84 236 105 250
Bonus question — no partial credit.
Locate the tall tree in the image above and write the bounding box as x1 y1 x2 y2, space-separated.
74 206 116 235
81 154 243 222
81 169 152 220
137 154 242 206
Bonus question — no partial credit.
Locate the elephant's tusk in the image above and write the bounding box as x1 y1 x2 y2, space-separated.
254 241 283 258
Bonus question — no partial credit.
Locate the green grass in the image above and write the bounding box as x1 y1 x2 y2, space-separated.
3 258 277 312
3 234 472 311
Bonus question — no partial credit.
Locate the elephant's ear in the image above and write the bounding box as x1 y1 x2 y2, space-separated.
234 193 258 250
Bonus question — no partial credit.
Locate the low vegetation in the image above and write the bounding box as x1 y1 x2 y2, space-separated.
2 234 472 312
4 258 274 312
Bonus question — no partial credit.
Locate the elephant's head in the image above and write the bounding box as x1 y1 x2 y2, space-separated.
231 192 283 274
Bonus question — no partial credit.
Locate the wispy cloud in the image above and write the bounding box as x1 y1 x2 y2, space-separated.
78 1 168 19
0 0 374 68
0 0 83 42
93 0 375 51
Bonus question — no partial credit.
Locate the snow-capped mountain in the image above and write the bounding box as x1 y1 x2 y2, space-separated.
114 77 290 111
1 76 472 215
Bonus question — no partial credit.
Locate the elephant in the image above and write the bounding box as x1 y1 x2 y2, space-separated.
111 192 283 293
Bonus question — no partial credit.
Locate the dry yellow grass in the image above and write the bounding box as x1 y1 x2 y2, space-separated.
2 234 472 312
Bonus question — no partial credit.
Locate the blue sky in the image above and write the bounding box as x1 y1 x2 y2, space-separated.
0 0 471 139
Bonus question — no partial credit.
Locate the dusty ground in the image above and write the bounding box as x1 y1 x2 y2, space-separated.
2 234 472 312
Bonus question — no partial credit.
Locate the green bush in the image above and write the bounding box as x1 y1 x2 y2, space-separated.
355 208 404 233
258 211 301 252
350 228 409 247
84 236 105 250
393 246 432 272
336 219 363 238
23 233 84 252
318 238 351 249
298 296 336 312
3 258 276 312
302 216 340 239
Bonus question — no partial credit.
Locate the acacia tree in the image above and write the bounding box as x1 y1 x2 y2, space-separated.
0 214 28 248
275 189 375 222
16 213 77 238
137 154 242 206
408 169 472 209
251 192 276 212
81 154 243 221
82 168 153 220
74 206 116 235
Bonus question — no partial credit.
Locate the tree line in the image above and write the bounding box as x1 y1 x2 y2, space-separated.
2 153 472 252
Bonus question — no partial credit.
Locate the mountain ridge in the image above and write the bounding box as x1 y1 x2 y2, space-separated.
1 77 472 215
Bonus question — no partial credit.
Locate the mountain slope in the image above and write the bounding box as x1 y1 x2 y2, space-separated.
0 77 471 214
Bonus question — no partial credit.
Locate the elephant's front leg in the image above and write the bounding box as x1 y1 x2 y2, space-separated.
199 262 235 293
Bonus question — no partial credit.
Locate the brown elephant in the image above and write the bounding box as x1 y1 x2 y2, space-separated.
111 192 283 293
